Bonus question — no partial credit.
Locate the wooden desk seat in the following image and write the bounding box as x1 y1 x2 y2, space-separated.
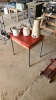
40 13 56 34
8 7 28 22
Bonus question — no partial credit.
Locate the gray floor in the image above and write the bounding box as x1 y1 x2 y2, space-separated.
0 13 56 100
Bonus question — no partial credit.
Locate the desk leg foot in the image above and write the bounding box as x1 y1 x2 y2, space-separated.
29 49 30 67
40 39 43 58
11 39 15 55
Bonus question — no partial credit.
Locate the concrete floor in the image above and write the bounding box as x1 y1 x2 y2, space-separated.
0 13 56 100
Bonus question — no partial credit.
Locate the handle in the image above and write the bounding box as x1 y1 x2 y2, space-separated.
20 24 28 28
10 28 13 32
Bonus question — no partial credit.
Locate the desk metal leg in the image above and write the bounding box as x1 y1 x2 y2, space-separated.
16 11 18 22
54 19 56 36
40 39 43 57
29 49 30 67
1 15 5 30
9 9 12 19
11 39 15 55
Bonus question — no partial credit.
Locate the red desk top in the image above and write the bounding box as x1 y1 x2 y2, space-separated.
10 29 44 49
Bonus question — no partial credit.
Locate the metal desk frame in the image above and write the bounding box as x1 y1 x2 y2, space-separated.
10 30 44 67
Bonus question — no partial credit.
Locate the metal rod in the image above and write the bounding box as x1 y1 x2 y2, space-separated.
11 39 15 55
40 39 43 57
29 49 30 67
1 15 5 30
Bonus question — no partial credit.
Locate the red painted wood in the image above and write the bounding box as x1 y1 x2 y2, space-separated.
10 29 44 49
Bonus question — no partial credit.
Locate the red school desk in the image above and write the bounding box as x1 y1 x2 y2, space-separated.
10 29 44 67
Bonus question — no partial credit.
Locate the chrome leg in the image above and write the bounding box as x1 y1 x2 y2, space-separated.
1 15 5 30
11 39 15 55
40 39 43 57
29 49 30 67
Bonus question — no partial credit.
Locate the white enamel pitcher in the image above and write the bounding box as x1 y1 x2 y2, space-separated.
20 24 30 36
32 17 42 38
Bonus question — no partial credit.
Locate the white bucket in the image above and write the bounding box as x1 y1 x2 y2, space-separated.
13 29 20 36
11 27 20 36
4 7 8 14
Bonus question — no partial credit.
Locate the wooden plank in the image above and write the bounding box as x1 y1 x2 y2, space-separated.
47 22 55 26
8 7 17 12
54 19 56 30
45 13 56 19
41 25 56 34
